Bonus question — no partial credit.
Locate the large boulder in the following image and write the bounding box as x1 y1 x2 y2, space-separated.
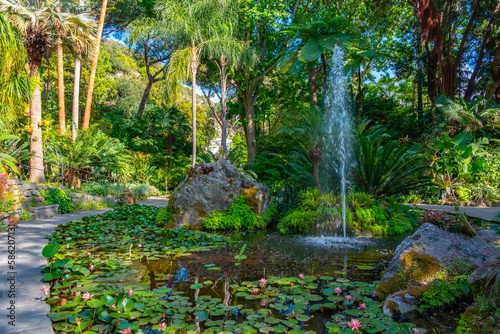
382 223 500 282
167 159 271 228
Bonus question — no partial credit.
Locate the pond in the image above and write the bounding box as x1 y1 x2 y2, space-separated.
45 206 461 334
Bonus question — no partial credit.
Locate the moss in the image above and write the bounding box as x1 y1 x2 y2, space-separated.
240 187 261 214
377 251 443 300
386 300 400 315
405 285 432 299
457 305 500 334
165 221 176 229
400 251 443 282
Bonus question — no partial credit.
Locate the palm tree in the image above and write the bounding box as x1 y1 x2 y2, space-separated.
156 0 237 167
281 107 325 191
71 0 85 142
0 12 30 127
82 0 107 130
0 0 95 182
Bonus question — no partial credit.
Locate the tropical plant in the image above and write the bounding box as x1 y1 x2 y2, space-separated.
82 0 107 129
45 126 129 187
40 187 75 214
0 0 95 182
156 0 242 167
355 123 432 197
280 107 325 191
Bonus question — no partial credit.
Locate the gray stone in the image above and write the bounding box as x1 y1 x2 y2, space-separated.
70 192 84 198
30 189 41 197
382 223 500 282
383 292 419 316
168 159 271 228
23 190 32 197
20 182 37 190
241 179 254 188
29 205 59 219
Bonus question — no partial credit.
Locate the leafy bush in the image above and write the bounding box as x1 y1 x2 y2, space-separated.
277 210 318 235
75 198 110 212
155 207 171 225
416 278 470 312
203 196 273 231
40 188 75 214
356 122 432 197
79 182 154 198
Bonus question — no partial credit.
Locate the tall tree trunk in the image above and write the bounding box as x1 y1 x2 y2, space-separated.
191 44 198 167
308 66 317 109
56 35 65 135
29 64 46 183
309 146 322 192
357 65 362 117
220 55 228 157
415 3 423 120
82 0 108 129
71 0 84 141
72 57 82 141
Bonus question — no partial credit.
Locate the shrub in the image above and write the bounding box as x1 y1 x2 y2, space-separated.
277 210 318 235
203 196 273 231
40 188 75 214
155 207 171 225
75 198 109 211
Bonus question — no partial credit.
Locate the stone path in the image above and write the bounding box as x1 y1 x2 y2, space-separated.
416 204 500 221
0 197 168 334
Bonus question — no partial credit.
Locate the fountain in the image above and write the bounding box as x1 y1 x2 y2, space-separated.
321 45 355 238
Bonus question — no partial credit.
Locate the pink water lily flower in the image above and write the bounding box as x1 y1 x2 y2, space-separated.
372 291 379 298
259 278 267 286
334 287 342 295
357 303 366 310
252 288 259 294
41 286 49 297
348 318 361 330
128 289 133 297
411 329 419 334
89 264 95 271
298 273 304 279
119 328 131 334
345 295 352 302
83 292 94 301
159 323 167 331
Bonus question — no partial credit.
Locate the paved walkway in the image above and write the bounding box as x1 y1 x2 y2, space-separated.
416 204 500 221
0 197 168 334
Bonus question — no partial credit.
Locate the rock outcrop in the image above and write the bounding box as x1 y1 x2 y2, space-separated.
167 159 271 228
382 223 500 282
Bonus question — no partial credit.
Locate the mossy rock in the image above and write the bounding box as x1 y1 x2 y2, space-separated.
377 251 442 300
240 187 261 214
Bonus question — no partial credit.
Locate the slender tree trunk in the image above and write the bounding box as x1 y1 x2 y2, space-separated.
71 0 84 141
191 44 198 167
357 65 362 117
29 64 46 183
415 3 423 120
220 55 228 157
72 57 82 141
138 80 153 115
56 35 65 135
82 0 108 129
308 66 317 109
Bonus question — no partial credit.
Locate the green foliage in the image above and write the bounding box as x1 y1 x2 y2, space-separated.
155 207 171 225
277 209 318 235
203 196 273 231
75 198 110 212
416 278 470 312
40 188 75 214
356 122 433 197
